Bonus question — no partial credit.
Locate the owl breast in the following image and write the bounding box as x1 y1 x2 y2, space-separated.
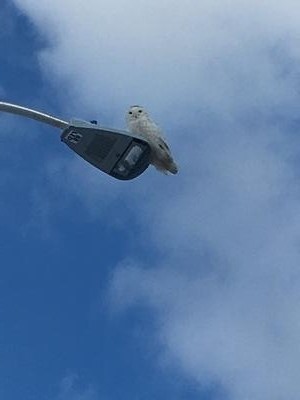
129 118 159 140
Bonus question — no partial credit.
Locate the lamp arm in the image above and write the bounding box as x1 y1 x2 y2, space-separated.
0 101 68 130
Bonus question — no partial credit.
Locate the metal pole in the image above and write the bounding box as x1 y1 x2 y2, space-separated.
0 101 69 130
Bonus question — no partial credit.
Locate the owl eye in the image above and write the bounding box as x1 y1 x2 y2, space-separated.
129 111 133 114
138 110 143 113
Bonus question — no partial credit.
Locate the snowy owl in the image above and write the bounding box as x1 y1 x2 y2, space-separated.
126 105 178 175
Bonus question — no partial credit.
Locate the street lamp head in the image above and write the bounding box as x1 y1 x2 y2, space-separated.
61 119 151 180
0 102 151 181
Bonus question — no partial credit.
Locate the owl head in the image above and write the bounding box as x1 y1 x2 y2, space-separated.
126 105 148 123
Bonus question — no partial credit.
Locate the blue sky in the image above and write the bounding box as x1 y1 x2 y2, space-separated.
0 2 193 400
2 1 300 400
0 2 204 400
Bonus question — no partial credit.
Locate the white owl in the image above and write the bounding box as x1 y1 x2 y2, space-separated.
126 105 178 175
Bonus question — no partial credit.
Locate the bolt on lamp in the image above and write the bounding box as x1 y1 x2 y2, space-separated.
0 102 151 180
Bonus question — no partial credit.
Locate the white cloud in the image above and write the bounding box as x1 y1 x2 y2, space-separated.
11 1 300 399
54 374 98 400
12 0 300 124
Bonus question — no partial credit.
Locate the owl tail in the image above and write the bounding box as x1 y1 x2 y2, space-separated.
168 161 178 175
153 160 179 175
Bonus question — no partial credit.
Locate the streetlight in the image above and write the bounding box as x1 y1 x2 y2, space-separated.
0 102 151 180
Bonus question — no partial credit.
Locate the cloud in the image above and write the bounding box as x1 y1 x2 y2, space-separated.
107 119 300 399
10 1 300 399
13 0 300 124
54 374 98 400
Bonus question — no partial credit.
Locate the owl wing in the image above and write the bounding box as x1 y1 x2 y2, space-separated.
151 135 179 175
146 120 170 144
159 138 170 151
154 136 170 153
